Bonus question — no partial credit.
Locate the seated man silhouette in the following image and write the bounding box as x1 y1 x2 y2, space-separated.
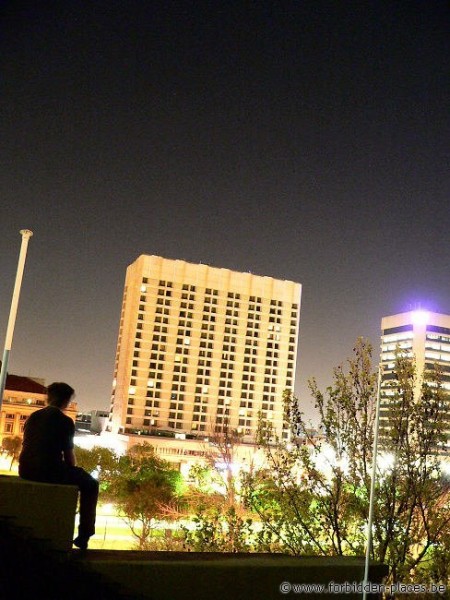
19 382 99 550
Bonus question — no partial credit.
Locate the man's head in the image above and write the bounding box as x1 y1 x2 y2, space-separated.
47 382 75 409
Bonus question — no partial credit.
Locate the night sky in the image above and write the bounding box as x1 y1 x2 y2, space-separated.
1 1 449 421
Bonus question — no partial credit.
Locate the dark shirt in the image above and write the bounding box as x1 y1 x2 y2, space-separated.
19 405 75 481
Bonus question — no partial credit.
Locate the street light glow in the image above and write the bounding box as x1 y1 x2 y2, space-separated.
411 310 429 326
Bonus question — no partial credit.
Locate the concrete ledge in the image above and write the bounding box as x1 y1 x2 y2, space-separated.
80 551 388 600
0 475 78 552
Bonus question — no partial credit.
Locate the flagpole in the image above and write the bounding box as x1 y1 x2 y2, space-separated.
0 230 33 411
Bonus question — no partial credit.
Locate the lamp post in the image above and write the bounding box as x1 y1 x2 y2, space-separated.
0 230 33 412
362 363 383 599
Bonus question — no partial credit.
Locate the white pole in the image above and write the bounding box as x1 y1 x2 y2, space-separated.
0 230 33 412
362 363 383 599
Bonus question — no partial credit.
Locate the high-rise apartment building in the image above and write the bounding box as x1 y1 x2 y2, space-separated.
108 255 301 444
379 310 450 442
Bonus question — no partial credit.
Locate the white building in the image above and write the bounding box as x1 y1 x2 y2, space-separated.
380 310 450 448
106 255 301 466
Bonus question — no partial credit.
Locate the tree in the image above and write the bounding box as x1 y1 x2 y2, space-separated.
183 421 256 552
1 436 22 470
244 338 450 587
370 353 450 583
108 443 183 549
74 446 119 496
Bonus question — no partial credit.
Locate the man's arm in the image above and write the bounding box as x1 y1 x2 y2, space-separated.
62 416 76 466
64 448 77 467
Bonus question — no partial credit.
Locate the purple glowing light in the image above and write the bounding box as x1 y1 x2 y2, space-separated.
411 310 429 325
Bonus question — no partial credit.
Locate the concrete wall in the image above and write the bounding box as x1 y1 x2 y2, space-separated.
84 552 388 600
0 475 78 552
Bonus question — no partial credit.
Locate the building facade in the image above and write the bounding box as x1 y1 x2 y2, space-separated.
379 310 450 445
108 255 301 445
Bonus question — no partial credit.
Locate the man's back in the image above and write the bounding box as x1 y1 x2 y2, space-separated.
17 381 99 549
19 405 75 481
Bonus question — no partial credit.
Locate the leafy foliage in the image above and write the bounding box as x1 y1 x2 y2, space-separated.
108 443 183 549
1 436 22 470
183 505 255 552
74 446 118 494
182 423 256 552
244 339 450 586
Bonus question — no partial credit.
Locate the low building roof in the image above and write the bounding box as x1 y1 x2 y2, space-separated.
5 374 47 395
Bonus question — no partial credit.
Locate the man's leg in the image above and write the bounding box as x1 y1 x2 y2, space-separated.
63 466 99 547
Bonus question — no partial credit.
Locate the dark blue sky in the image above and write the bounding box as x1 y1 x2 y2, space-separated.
0 1 449 419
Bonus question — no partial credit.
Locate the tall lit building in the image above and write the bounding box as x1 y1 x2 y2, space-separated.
108 255 301 446
379 310 450 444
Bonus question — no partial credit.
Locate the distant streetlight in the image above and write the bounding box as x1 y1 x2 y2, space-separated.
0 230 33 412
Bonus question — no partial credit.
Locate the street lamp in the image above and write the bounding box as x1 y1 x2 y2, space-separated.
362 363 383 599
